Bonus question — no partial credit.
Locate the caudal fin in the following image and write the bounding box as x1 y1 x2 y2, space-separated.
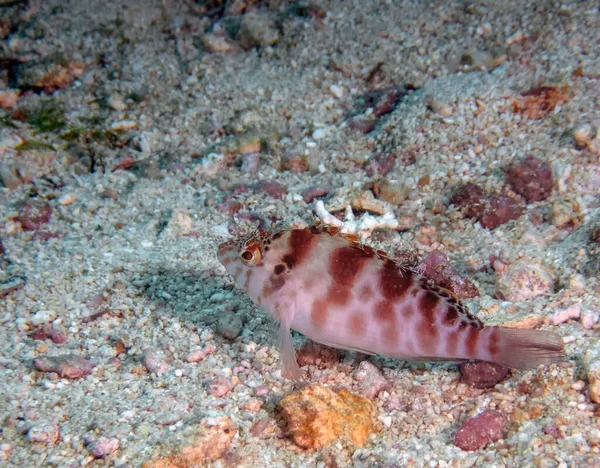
491 327 566 370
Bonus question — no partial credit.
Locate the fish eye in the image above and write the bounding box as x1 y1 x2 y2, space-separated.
241 251 253 261
239 241 262 266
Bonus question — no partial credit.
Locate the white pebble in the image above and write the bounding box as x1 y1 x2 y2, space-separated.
30 310 57 326
120 410 135 420
329 84 343 98
379 416 392 428
572 380 586 391
581 311 598 329
110 120 137 131
312 128 326 140
563 335 576 344
58 194 77 206
108 94 127 111
175 369 183 377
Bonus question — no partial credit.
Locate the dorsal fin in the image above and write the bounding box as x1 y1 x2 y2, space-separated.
418 277 483 328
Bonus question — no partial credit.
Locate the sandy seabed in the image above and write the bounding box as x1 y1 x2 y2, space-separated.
1 0 600 466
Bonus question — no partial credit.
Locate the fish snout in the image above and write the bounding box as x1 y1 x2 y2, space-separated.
217 240 235 263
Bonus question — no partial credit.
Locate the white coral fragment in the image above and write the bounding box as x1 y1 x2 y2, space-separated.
314 200 409 240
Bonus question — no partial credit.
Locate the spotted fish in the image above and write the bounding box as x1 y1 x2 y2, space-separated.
217 224 566 380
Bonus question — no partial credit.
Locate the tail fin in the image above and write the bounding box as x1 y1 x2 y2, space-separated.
491 327 566 370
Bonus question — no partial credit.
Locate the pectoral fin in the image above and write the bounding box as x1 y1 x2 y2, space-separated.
277 303 304 382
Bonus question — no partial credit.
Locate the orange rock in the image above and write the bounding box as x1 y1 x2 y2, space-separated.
36 62 84 94
512 86 569 120
142 417 236 468
279 385 376 450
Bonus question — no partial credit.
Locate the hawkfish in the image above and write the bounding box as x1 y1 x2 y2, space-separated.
217 224 566 380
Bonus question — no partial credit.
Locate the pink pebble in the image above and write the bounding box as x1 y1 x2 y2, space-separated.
142 349 169 375
252 180 286 199
552 305 581 326
31 326 66 344
250 417 270 437
186 345 215 363
207 376 234 397
454 409 506 451
28 421 59 445
87 437 120 458
241 152 261 173
217 201 242 216
543 424 563 439
354 361 390 399
301 185 334 203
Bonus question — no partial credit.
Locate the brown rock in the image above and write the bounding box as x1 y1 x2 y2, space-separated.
449 182 487 219
504 155 554 203
143 417 236 468
459 361 509 389
417 250 479 299
36 62 84 94
364 87 404 117
279 385 376 449
17 200 53 231
252 180 286 199
454 409 506 451
281 151 309 173
301 185 334 203
33 355 95 379
376 179 409 205
31 326 67 344
479 195 523 230
513 86 569 120
238 12 279 50
365 153 396 177
349 118 376 134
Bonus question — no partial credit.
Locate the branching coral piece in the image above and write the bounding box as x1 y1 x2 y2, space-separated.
314 200 412 239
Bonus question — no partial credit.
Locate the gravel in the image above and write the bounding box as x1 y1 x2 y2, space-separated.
1 0 599 466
